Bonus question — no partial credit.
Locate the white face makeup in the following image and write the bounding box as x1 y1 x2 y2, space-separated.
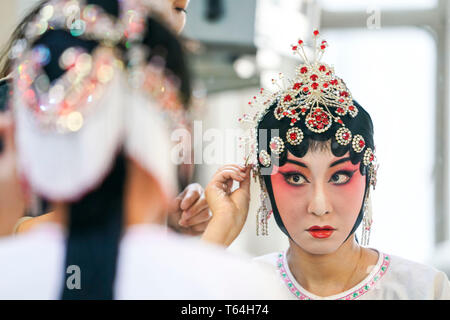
270 147 366 255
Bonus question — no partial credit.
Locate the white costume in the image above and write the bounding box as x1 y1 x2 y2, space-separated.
0 223 290 299
255 250 450 300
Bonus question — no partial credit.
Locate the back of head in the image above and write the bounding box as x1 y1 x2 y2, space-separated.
11 0 190 299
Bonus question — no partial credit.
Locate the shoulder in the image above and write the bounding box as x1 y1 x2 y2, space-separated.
381 253 450 299
0 223 65 299
253 251 283 269
116 226 289 299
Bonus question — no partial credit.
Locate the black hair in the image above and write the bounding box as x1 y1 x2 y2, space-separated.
257 97 375 243
257 99 375 175
137 16 192 106
62 152 126 299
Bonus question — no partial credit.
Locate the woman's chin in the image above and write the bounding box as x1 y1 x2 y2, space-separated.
293 237 341 255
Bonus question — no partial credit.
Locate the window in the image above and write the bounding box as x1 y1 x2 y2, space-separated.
325 28 436 262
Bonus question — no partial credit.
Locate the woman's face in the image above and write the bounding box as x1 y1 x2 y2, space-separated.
149 0 190 34
270 146 366 255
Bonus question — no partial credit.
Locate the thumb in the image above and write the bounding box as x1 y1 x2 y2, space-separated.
232 167 251 207
239 166 251 195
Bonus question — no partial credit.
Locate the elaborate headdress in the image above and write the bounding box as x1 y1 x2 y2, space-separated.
12 0 187 201
240 30 378 245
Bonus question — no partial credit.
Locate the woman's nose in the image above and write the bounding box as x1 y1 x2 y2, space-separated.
307 185 331 216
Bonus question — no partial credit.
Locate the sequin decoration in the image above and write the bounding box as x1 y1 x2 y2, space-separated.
269 136 285 155
352 134 366 153
286 127 303 145
258 150 271 167
363 148 375 166
335 127 352 146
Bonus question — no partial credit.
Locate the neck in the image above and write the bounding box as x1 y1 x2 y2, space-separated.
287 236 375 296
52 158 168 231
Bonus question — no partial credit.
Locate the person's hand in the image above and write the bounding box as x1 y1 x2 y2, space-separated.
201 164 251 246
0 112 26 236
167 183 211 236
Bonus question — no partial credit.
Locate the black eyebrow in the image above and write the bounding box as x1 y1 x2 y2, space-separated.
329 157 352 168
286 159 308 168
286 157 352 168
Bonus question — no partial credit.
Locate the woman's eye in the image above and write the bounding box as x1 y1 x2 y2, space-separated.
284 173 307 186
175 7 187 13
329 171 355 185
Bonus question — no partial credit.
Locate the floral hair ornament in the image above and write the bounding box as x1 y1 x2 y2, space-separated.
239 30 378 238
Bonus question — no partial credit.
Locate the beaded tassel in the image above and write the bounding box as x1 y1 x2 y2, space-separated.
361 190 373 246
256 174 269 236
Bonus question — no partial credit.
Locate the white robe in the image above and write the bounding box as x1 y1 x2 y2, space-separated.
0 223 290 300
254 250 450 300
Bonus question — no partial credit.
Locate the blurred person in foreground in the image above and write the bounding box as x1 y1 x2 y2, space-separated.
0 0 208 237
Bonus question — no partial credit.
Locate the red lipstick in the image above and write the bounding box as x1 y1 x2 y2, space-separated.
307 225 335 239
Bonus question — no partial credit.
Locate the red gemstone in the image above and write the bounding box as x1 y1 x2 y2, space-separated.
313 30 319 36
291 118 297 123
339 99 344 103
303 87 309 92
311 82 319 90
293 82 302 90
290 133 297 140
283 112 288 116
330 79 338 85
300 67 308 74
338 119 343 124
310 74 318 81
284 95 292 102
301 108 307 113
323 83 329 88
340 91 349 97
320 45 326 50
291 109 296 114
359 140 365 148
319 65 326 72
343 132 350 140
370 154 374 161
276 107 282 114
292 46 298 51
349 105 355 111
298 40 303 45
337 107 344 113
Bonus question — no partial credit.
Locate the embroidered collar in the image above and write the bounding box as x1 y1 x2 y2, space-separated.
277 250 390 300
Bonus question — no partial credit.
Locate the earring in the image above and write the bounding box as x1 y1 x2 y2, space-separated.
256 175 270 236
361 191 373 246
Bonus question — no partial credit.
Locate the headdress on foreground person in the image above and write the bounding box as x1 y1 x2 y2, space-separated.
10 0 190 299
12 0 189 201
240 30 378 246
